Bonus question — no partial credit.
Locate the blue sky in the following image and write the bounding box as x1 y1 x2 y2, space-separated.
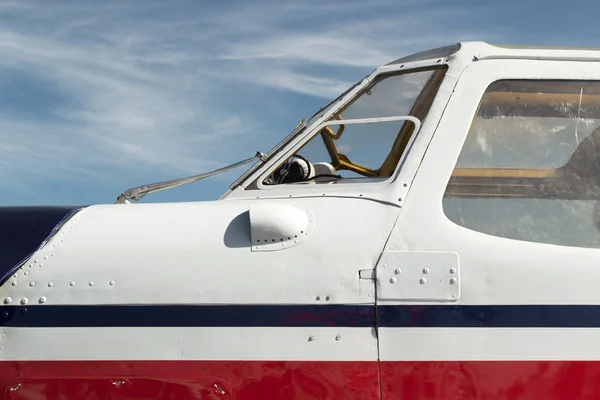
1 0 598 206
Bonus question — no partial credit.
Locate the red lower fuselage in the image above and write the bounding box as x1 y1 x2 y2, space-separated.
1 361 599 400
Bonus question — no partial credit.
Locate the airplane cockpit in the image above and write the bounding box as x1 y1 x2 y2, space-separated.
256 70 600 248
114 42 600 253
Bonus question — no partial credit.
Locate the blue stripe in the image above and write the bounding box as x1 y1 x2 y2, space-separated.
378 305 600 328
0 304 375 328
2 304 600 328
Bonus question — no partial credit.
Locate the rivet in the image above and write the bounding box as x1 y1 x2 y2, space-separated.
109 280 115 286
51 253 56 257
29 282 34 287
214 383 225 395
452 293 457 298
113 380 125 387
316 296 321 301
89 281 94 287
70 281 75 286
44 256 48 260
4 298 11 304
335 335 341 341
420 277 427 285
28 264 32 268
325 296 331 301
394 268 401 275
48 282 53 287
33 259 38 264
450 277 457 285
39 297 46 304
308 336 315 342
20 298 28 305
11 281 16 287
383 264 387 268
450 268 457 274
23 271 28 276
39 264 43 268
390 277 397 284
422 267 429 274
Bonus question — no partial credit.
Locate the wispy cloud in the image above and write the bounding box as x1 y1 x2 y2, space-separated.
0 0 497 203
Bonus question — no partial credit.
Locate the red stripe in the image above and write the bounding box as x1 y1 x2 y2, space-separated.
381 361 600 399
0 361 379 400
2 360 600 399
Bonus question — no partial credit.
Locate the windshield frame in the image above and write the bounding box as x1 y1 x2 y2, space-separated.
227 57 451 192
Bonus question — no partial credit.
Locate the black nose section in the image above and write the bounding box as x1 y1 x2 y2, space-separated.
0 206 84 284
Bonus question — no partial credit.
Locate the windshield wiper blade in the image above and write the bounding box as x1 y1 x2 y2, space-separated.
115 151 267 204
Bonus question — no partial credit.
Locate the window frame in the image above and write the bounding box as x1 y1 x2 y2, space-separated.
427 59 600 251
440 76 600 249
249 65 449 192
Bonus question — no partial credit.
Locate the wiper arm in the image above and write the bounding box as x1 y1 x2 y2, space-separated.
115 151 267 204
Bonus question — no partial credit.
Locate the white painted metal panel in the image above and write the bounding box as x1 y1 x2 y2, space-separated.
1 197 396 306
379 328 600 361
0 327 377 362
376 251 460 302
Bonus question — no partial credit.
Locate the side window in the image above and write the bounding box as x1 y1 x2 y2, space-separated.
261 67 447 186
443 79 600 248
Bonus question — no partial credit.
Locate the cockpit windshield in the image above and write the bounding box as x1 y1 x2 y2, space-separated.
256 66 448 187
116 62 449 203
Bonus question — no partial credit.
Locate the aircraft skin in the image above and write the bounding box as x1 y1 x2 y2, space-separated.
3 41 600 399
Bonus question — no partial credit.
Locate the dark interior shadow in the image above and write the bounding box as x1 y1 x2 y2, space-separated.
223 210 251 248
553 125 600 232
558 124 600 180
0 206 81 283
